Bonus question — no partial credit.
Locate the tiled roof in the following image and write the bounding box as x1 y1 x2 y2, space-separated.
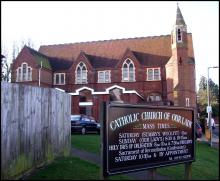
27 46 72 71
84 54 118 68
132 51 170 67
38 34 194 61
27 46 52 70
49 57 73 71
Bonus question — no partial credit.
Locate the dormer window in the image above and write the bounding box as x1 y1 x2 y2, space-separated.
16 62 32 82
177 28 182 42
75 62 87 84
122 59 135 82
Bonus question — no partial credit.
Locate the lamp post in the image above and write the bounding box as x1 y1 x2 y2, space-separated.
207 66 219 147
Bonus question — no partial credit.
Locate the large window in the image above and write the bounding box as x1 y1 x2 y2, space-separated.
98 70 111 83
147 68 161 81
16 63 32 82
75 62 87 84
122 59 135 82
54 73 65 85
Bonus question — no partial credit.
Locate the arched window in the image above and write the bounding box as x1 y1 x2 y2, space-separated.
22 63 27 81
75 62 87 84
122 59 135 82
177 28 182 42
16 63 32 82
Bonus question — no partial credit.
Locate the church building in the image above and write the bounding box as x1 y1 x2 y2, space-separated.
11 5 196 121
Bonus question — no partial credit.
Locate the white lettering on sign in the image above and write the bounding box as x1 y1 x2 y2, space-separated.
110 113 139 131
115 155 138 162
109 111 192 131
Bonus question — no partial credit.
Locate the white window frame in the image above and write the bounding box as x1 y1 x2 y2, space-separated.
147 93 162 102
54 73 66 85
121 58 135 82
16 62 32 82
27 67 32 81
98 70 111 83
186 98 190 107
75 62 88 84
147 68 161 81
22 63 28 81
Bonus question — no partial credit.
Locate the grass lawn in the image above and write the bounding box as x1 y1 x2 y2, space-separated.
71 134 219 180
157 142 219 180
26 156 131 180
71 134 101 154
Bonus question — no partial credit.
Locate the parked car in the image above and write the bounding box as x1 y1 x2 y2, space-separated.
70 115 100 134
195 122 202 139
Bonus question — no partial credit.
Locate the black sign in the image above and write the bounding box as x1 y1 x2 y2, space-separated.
102 103 195 176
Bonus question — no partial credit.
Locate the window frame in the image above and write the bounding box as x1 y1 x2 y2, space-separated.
186 98 190 107
147 93 162 102
27 67 32 81
75 62 88 84
54 73 66 85
98 70 111 83
121 58 135 82
16 62 32 82
146 67 161 81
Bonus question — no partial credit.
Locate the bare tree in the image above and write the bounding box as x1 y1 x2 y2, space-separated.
1 47 11 82
12 41 19 61
1 38 36 82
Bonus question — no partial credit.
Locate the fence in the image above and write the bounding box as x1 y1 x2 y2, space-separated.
1 82 71 179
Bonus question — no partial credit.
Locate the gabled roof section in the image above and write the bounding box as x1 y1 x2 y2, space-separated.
27 46 52 70
26 46 72 71
39 34 194 61
49 57 73 71
84 53 118 68
132 51 170 67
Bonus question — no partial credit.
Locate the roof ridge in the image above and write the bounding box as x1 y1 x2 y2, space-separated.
39 34 172 47
26 46 49 58
26 45 72 62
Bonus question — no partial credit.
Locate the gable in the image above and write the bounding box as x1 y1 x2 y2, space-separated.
27 46 72 71
85 53 118 69
132 51 170 67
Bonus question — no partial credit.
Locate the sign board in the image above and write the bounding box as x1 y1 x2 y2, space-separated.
206 106 212 113
102 103 195 176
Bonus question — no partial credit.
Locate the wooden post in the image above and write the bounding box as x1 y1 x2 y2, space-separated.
100 102 108 180
148 168 157 180
184 162 192 180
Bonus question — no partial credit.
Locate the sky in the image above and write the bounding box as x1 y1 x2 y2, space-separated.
1 1 219 89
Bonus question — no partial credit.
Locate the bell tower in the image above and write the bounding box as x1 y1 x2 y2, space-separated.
166 4 196 108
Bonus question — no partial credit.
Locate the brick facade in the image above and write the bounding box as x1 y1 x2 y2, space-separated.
11 5 196 121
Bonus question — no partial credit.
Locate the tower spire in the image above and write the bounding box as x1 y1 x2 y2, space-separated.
176 3 186 25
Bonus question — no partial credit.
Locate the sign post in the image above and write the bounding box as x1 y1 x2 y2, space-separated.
101 102 195 178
